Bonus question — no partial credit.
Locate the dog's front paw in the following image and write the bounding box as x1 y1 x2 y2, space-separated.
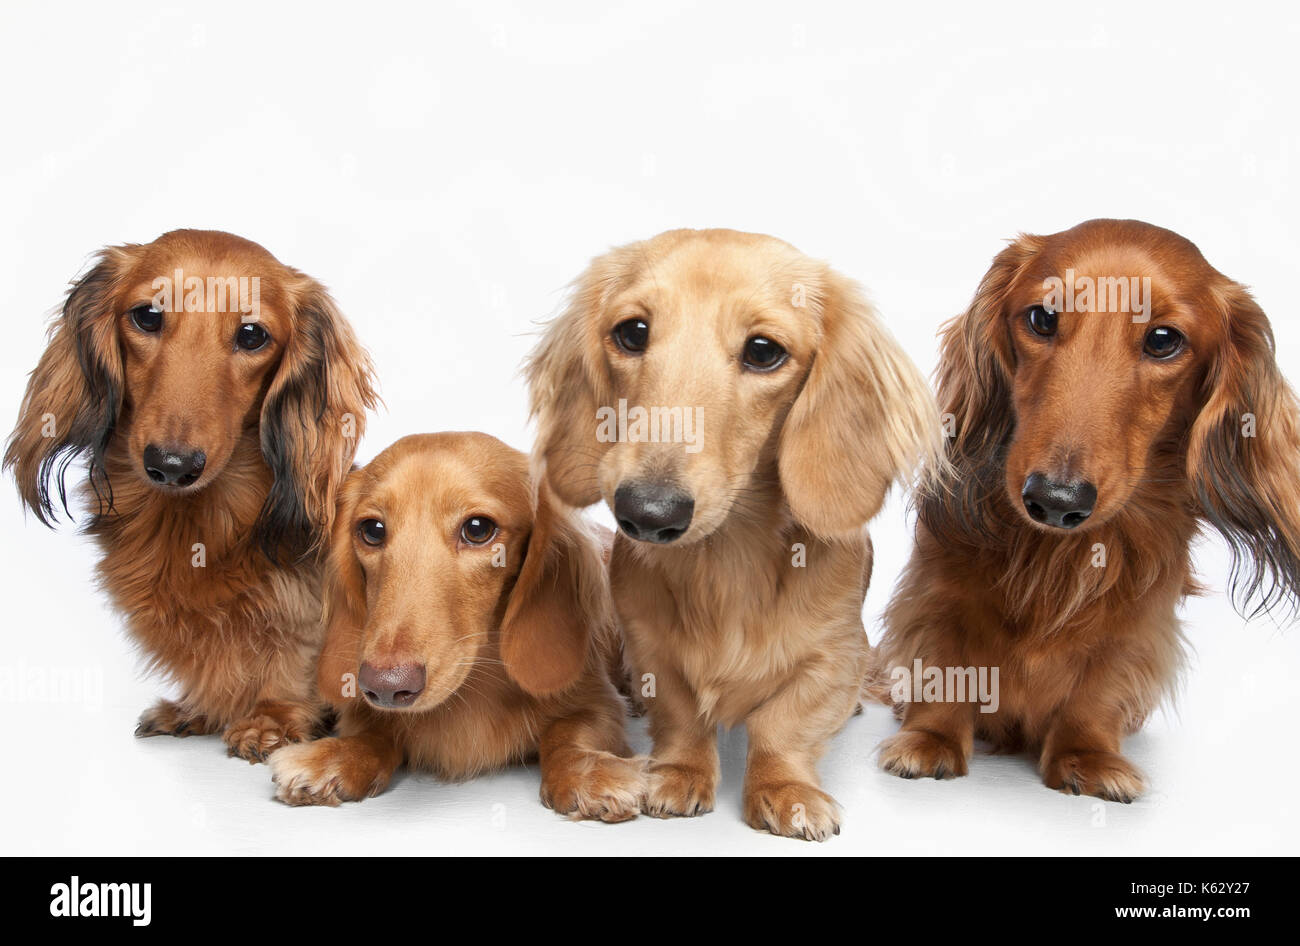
223 712 311 763
643 762 716 818
269 739 390 807
135 699 214 738
542 751 647 823
744 781 842 841
1042 750 1144 803
878 730 969 780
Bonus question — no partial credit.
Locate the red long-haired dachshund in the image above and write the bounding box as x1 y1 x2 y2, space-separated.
5 230 378 760
877 219 1300 801
269 433 644 820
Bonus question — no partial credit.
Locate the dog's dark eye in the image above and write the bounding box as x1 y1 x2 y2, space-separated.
129 304 164 334
460 516 497 546
1143 326 1184 359
236 322 271 351
612 318 649 354
742 336 787 371
357 518 386 546
1026 306 1057 337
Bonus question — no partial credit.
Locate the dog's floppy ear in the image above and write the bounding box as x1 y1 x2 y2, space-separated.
500 476 608 696
918 234 1043 539
257 275 378 561
1188 281 1300 619
526 250 631 507
779 269 942 536
315 471 368 707
4 248 130 524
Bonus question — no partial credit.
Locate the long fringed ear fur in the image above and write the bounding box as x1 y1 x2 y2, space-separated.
525 249 636 508
1188 281 1300 619
314 472 368 707
257 275 378 562
918 234 1044 540
4 249 130 525
778 268 943 536
499 476 610 697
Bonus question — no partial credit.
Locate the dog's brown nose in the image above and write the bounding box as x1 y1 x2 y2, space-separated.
358 661 426 708
143 443 206 487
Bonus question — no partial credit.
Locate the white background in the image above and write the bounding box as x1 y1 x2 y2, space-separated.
1 1 1296 855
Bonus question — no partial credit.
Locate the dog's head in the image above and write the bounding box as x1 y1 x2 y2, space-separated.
317 433 610 713
4 229 378 559
928 218 1300 616
527 229 940 545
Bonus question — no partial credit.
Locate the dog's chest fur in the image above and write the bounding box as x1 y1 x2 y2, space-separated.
85 441 323 723
347 664 553 779
612 525 873 726
884 511 1196 744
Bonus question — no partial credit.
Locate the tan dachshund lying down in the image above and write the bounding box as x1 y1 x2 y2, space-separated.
269 432 644 821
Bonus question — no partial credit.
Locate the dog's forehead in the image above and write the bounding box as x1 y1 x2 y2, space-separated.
629 235 813 312
1010 240 1196 320
1030 238 1149 284
1033 223 1215 290
135 232 282 279
362 434 533 524
121 258 262 298
113 231 291 314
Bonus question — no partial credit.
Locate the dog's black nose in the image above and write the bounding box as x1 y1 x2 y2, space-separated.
1021 473 1097 529
143 444 207 487
358 661 426 708
614 482 695 543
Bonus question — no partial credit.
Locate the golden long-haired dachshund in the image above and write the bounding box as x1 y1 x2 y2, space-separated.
527 228 940 839
877 219 1300 801
269 433 645 820
5 230 378 759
